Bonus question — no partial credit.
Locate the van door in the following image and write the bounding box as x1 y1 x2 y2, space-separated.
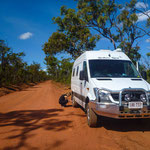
80 61 88 108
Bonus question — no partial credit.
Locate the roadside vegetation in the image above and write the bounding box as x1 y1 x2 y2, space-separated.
141 53 150 83
0 40 49 87
45 56 73 84
43 0 150 84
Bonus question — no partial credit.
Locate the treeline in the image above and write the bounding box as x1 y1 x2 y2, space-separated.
0 40 49 87
141 53 150 83
45 56 73 84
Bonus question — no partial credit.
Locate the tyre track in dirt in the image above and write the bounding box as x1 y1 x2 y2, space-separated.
0 81 150 150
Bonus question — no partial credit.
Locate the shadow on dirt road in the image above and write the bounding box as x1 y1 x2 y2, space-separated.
0 109 72 150
1 106 150 149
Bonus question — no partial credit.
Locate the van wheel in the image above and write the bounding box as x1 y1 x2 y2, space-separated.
87 105 98 127
72 95 78 107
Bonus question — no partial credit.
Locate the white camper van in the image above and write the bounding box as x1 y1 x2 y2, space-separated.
71 49 150 127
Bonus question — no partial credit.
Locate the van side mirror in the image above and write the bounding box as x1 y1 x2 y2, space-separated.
141 71 147 80
79 70 85 80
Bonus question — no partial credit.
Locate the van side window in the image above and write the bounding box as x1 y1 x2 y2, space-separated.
72 68 75 76
83 61 88 81
76 66 79 76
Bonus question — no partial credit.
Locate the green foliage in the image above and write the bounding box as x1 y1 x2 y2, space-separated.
147 18 150 27
44 32 68 56
141 53 150 83
43 5 100 59
147 53 150 57
0 40 49 87
44 0 148 63
76 0 147 62
45 55 73 84
145 53 150 83
58 58 73 84
45 55 59 79
43 3 100 84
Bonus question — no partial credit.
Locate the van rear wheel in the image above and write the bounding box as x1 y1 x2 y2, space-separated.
72 94 78 107
87 105 98 127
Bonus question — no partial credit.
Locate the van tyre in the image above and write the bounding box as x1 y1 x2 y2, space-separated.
87 105 98 127
72 95 78 107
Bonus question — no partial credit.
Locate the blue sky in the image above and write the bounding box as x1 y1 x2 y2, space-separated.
0 0 77 69
0 0 150 70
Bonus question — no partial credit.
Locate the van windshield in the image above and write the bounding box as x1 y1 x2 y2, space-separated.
89 60 140 78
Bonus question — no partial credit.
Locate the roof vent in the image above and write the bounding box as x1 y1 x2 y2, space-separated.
114 48 122 52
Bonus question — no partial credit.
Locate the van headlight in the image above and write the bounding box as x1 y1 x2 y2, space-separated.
140 94 146 102
93 88 112 103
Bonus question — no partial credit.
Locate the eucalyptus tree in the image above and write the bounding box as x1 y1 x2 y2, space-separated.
76 0 150 62
43 6 100 59
44 0 150 63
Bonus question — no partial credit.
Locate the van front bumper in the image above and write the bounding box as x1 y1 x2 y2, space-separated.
90 102 150 119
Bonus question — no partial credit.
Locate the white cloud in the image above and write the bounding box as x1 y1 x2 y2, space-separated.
19 32 33 40
146 38 150 42
137 10 150 22
135 2 148 9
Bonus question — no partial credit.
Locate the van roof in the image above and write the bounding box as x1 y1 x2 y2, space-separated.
77 49 130 61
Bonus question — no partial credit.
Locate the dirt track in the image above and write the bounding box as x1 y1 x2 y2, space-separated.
0 81 150 150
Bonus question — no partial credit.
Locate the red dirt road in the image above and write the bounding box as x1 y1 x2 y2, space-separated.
1 81 150 150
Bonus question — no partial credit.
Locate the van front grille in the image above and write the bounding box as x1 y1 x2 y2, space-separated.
111 90 147 104
122 91 145 102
